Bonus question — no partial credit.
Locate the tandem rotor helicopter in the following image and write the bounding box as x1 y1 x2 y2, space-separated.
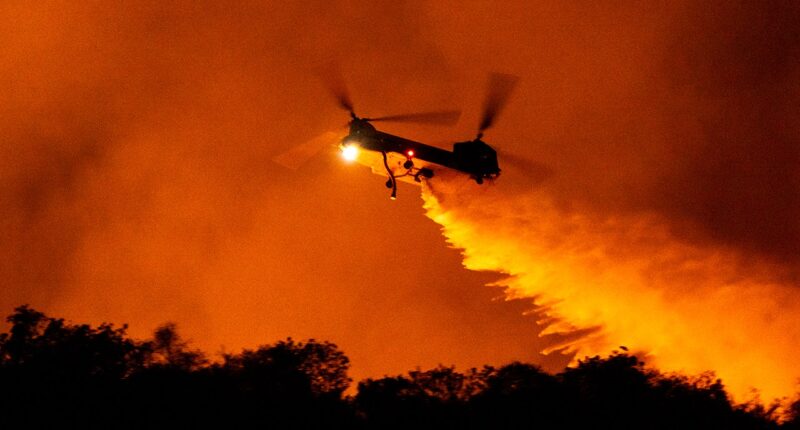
275 68 520 199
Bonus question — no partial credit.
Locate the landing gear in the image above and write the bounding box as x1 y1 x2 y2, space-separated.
381 151 397 200
475 176 484 185
382 152 435 197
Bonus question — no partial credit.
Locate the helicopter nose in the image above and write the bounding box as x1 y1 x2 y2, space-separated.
340 142 360 161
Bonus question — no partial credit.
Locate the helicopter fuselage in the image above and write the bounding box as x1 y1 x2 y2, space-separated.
342 119 500 190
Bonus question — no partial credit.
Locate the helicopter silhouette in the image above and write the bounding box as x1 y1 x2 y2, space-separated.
275 67 519 199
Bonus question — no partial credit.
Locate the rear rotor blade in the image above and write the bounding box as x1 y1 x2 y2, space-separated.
272 131 343 170
478 73 519 133
315 62 354 113
368 110 461 125
497 149 554 184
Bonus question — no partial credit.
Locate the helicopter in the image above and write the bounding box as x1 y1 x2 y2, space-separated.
275 70 519 199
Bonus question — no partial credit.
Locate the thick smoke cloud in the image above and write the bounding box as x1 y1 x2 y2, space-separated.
1 1 567 382
420 1 800 403
430 2 800 268
2 0 799 395
653 2 800 265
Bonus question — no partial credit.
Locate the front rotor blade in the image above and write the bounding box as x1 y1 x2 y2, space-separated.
272 131 343 170
478 73 519 133
369 110 461 125
315 62 354 112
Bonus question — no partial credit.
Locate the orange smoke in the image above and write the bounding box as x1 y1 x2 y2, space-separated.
2 0 799 396
423 173 800 404
0 1 560 385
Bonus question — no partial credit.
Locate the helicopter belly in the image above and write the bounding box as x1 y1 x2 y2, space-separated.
351 149 441 186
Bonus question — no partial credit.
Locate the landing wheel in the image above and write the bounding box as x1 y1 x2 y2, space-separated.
475 177 484 185
385 179 394 188
403 160 414 169
420 168 434 179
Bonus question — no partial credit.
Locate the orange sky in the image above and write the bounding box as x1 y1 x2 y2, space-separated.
2 1 799 394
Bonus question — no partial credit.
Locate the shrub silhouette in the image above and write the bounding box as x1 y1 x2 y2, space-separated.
0 306 788 429
0 305 145 427
356 365 485 428
471 362 565 428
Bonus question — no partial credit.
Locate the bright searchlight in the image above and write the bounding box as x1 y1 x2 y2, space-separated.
341 143 359 162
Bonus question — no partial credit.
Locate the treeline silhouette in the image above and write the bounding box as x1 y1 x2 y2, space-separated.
0 305 797 429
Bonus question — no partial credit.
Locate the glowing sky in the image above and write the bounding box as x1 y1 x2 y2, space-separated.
2 1 798 395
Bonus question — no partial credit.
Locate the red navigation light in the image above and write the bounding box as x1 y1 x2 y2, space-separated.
407 150 414 158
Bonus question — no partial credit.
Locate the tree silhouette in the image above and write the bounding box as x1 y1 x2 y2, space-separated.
0 305 145 428
209 337 355 427
146 322 206 370
0 306 789 429
225 338 350 396
470 362 565 428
